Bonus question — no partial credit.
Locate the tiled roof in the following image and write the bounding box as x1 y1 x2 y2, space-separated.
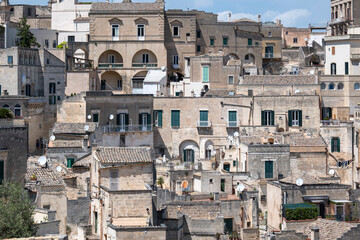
52 122 96 134
74 17 89 22
26 168 64 187
50 140 83 148
296 218 358 240
91 2 164 12
289 133 326 147
95 147 152 164
280 171 332 185
72 153 92 168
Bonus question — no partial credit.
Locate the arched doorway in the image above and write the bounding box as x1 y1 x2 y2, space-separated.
132 49 157 68
101 71 122 91
98 50 123 69
179 140 199 163
132 71 148 94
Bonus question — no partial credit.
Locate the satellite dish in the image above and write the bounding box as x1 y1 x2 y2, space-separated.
329 169 335 175
87 115 92 120
50 135 55 141
84 125 89 131
38 156 47 166
56 166 62 172
296 178 304 187
109 114 114 120
294 89 300 94
181 180 188 189
304 38 308 41
21 74 26 85
310 70 315 75
161 66 166 71
237 184 245 192
234 131 239 137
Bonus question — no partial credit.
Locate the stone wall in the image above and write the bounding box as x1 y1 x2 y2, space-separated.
165 201 221 220
108 225 167 240
67 197 89 225
241 75 317 85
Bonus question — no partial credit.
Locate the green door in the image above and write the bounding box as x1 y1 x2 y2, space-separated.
67 158 75 168
0 161 4 184
224 218 233 233
221 179 225 192
200 111 208 126
202 67 209 82
224 163 230 172
228 111 237 127
265 161 273 178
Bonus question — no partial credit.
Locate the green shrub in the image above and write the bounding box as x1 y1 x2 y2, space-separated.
0 108 13 119
285 206 319 220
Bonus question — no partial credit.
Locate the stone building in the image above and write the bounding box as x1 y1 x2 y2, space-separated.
329 0 360 36
282 27 311 48
90 147 162 240
261 20 282 75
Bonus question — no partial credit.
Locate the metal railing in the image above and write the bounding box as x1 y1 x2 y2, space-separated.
196 121 212 128
102 125 152 133
265 53 273 59
98 63 124 69
227 121 240 128
90 35 163 42
132 63 158 68
321 119 340 126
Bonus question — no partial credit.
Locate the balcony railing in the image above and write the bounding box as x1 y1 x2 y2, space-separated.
351 54 360 60
98 63 124 69
196 121 212 128
264 53 273 58
227 121 240 128
102 125 152 133
328 17 350 25
321 119 340 126
132 63 158 68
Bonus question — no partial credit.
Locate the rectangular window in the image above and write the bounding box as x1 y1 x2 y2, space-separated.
210 38 214 46
196 30 201 38
27 8 31 17
261 110 275 126
223 37 228 46
137 25 145 40
248 38 253 46
53 40 57 48
331 137 340 152
202 66 209 82
173 55 179 67
132 79 143 89
197 45 201 52
173 26 179 37
345 62 349 75
199 110 208 127
171 110 180 128
228 75 234 85
93 113 99 123
322 107 332 120
288 110 302 127
116 113 128 131
112 24 119 40
67 158 75 168
265 161 273 178
154 110 163 127
45 39 49 48
108 54 115 63
142 54 149 63
268 32 272 37
228 111 237 127
68 36 75 43
46 58 50 65
205 150 211 159
265 46 274 58
49 95 56 105
293 38 298 44
233 161 236 167
7 56 13 64
332 46 335 55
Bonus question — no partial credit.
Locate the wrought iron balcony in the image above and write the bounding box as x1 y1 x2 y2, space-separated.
196 121 212 128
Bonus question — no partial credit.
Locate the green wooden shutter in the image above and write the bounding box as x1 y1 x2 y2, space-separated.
329 108 332 119
331 138 334 152
191 150 194 163
299 110 303 127
67 158 74 168
271 111 275 126
0 161 4 184
261 111 265 126
288 110 292 127
229 111 237 122
203 67 209 82
337 138 341 152
183 149 187 162
345 62 349 75
147 113 151 125
171 110 180 128
200 111 208 121
158 111 163 127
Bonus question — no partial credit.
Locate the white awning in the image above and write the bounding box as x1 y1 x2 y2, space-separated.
331 200 352 203
143 69 167 83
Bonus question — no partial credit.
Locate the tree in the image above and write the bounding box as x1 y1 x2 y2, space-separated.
0 108 13 119
16 18 40 48
157 177 164 189
0 181 37 238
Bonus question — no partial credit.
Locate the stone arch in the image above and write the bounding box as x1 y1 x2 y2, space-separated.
132 70 148 93
74 48 88 63
98 50 123 68
244 53 255 65
168 71 184 83
132 49 157 67
203 140 214 159
224 53 239 65
179 140 199 163
101 71 123 91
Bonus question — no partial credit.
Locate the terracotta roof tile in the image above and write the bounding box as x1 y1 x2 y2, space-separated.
26 168 64 187
95 147 152 164
52 122 96 134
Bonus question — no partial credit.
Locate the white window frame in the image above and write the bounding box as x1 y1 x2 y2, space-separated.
142 53 149 64
173 26 180 37
263 110 273 126
228 75 234 85
137 24 145 41
112 24 119 41
292 110 300 126
108 54 115 64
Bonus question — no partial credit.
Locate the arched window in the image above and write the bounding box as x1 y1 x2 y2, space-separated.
2 104 9 109
49 82 56 94
331 63 337 75
320 83 326 90
14 104 21 117
338 83 344 90
329 83 335 90
355 83 360 90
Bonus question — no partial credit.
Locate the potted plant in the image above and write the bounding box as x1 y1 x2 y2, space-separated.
30 173 37 181
210 193 214 201
157 177 164 189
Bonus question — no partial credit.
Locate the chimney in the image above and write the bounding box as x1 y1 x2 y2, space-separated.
257 14 261 23
311 227 320 240
276 19 279 25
